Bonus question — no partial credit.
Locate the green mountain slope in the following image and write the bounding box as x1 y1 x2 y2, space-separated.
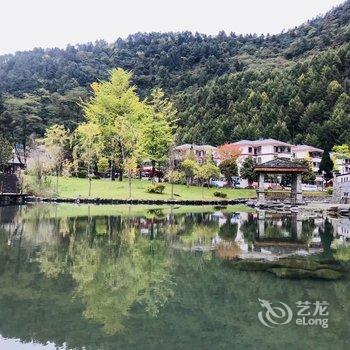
0 0 349 149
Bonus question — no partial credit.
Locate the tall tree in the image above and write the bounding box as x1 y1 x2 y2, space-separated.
43 124 70 194
75 123 101 196
0 136 12 172
319 150 334 181
140 89 176 181
82 68 146 182
219 159 238 187
180 158 198 187
240 157 257 186
1 94 42 165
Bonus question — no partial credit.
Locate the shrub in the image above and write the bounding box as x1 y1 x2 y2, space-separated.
326 188 333 195
147 184 165 194
213 191 227 198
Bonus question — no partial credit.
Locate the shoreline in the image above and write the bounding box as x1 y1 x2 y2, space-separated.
26 196 250 206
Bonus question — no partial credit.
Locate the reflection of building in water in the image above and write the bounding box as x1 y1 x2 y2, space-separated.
256 211 303 241
329 217 350 243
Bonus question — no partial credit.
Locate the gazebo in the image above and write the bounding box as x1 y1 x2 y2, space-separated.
254 158 308 204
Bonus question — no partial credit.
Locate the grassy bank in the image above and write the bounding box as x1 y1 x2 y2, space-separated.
34 177 257 201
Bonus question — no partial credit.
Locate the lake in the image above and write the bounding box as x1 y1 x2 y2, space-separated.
0 204 349 350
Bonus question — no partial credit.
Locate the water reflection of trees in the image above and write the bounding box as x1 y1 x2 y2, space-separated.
0 205 349 349
35 215 175 334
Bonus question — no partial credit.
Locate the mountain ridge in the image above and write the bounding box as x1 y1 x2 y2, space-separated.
0 0 349 150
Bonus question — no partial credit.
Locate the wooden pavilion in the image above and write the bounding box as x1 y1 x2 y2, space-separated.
254 158 308 204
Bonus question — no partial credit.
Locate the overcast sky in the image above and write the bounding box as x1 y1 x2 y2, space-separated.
0 0 345 54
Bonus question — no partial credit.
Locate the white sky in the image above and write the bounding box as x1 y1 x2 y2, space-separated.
0 0 345 54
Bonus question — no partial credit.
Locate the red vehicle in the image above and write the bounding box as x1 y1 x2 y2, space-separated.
139 166 164 180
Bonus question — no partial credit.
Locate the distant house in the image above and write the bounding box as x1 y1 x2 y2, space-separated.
174 144 219 165
228 138 293 166
332 156 350 175
292 145 323 173
333 173 350 203
4 151 26 174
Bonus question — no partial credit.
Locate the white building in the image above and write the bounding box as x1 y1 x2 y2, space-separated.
333 157 350 174
174 144 219 165
229 138 293 167
292 145 323 173
332 173 350 203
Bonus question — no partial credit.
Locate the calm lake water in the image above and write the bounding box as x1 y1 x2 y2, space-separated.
0 204 349 350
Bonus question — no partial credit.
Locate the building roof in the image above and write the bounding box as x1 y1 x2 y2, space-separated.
175 144 217 151
7 155 23 165
292 144 324 153
231 138 293 147
255 158 308 173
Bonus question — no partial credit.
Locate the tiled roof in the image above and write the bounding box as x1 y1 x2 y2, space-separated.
231 138 293 147
175 144 217 151
292 144 324 152
255 158 308 173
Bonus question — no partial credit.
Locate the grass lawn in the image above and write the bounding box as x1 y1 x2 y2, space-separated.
49 177 257 200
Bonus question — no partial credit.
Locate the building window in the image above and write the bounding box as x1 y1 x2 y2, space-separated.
257 157 262 164
248 147 252 153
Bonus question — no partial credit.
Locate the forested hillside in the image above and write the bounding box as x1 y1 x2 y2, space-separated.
0 0 350 150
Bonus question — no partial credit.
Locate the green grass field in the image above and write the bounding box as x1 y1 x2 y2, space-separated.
47 177 257 200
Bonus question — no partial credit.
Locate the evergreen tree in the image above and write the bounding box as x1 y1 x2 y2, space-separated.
319 150 334 181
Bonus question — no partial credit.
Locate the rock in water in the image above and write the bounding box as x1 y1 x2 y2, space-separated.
267 267 344 280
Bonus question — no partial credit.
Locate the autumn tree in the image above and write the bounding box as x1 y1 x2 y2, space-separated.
217 144 241 161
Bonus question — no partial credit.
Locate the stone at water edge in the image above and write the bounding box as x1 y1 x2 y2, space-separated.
226 259 276 271
227 257 348 276
267 267 344 280
273 258 346 271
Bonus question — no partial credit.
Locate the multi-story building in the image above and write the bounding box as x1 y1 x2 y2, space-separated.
333 157 350 174
229 138 293 166
333 172 350 203
292 145 323 173
174 144 219 165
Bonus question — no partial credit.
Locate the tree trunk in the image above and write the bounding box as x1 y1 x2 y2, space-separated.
158 161 161 182
88 178 92 197
110 161 115 181
171 181 174 200
128 170 132 199
56 170 59 195
151 160 156 183
118 169 123 181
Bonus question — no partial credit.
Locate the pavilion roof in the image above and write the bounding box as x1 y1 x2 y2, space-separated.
254 158 308 173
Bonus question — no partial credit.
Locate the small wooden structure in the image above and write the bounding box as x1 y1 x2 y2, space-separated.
254 158 307 204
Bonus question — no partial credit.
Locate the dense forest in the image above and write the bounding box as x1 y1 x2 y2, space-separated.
0 0 350 150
